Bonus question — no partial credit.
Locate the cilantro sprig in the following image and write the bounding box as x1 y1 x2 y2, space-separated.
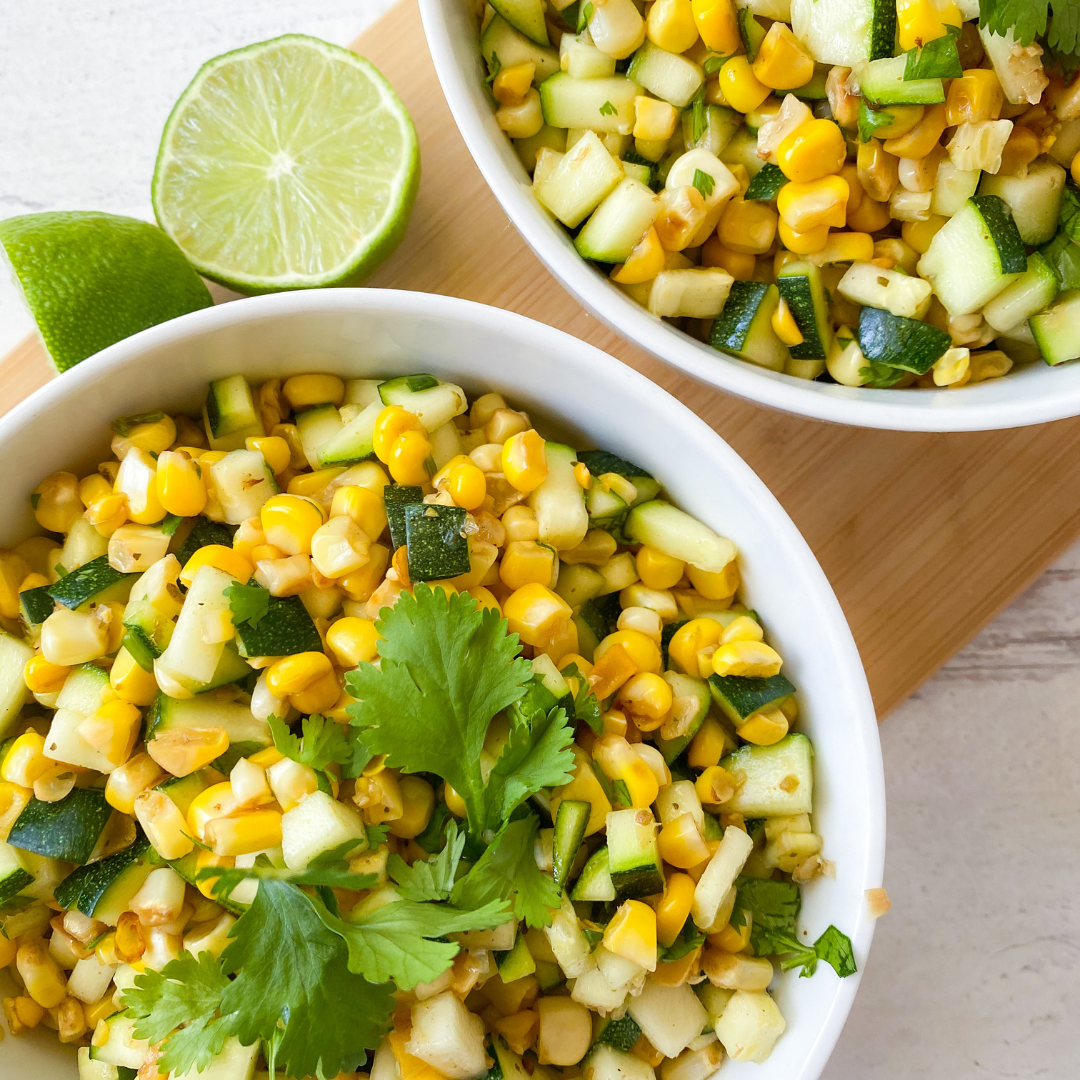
346 586 573 833
904 24 962 80
268 713 357 775
980 0 1080 54
224 581 270 628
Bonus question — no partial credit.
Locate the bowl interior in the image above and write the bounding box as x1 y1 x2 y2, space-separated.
418 0 1080 432
0 291 883 1079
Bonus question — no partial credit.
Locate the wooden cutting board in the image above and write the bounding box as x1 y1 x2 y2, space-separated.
4 0 1080 718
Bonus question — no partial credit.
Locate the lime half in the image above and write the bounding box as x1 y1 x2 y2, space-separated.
152 35 420 294
0 211 213 373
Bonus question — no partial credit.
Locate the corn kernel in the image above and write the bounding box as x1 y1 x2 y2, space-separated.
205 809 283 857
692 0 739 54
753 22 814 91
147 728 229 779
883 103 947 159
633 96 678 142
736 707 789 745
611 227 667 285
615 672 673 730
696 764 738 804
700 237 757 280
155 451 207 518
720 615 763 644
261 494 326 556
603 899 658 971
655 873 696 947
712 639 782 677
502 430 548 493
390 775 436 839
945 68 1004 127
286 468 346 499
246 435 292 476
105 753 165 816
180 544 253 587
282 373 345 410
658 812 711 869
647 0 699 53
114 448 165 525
717 198 778 255
23 654 70 695
265 651 333 697
636 545 685 590
668 618 722 675
493 61 536 107
327 616 380 667
110 647 160 706
595 628 662 674
373 405 423 462
77 699 141 766
777 119 848 184
500 540 556 590
504 583 572 647
31 472 82 533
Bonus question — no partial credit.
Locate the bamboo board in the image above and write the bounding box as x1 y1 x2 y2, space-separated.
5 0 1080 718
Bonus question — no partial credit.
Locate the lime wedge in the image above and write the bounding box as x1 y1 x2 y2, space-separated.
0 211 213 373
152 35 420 294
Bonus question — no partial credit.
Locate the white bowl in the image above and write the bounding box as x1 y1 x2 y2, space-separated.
0 290 883 1079
418 0 1080 432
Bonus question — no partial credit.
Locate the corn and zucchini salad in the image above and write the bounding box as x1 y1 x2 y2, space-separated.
0 370 853 1080
479 0 1080 387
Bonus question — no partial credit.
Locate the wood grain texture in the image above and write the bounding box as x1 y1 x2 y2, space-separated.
5 0 1080 717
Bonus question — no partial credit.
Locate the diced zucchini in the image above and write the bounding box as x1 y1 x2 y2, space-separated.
624 500 735 574
628 980 709 1060
378 375 468 432
709 281 788 372
776 261 832 361
0 630 34 738
712 989 786 1063
978 161 1067 247
918 195 1027 316
46 554 137 611
552 799 590 889
648 268 733 319
281 789 368 870
571 846 615 901
744 163 787 202
429 421 464 471
203 375 263 451
790 0 896 66
78 1046 122 1080
8 787 113 864
233 593 322 658
606 807 663 899
404 504 471 582
121 598 174 671
720 733 814 816
692 826 754 930
576 451 659 503
575 178 660 264
0 840 36 905
55 662 111 715
205 450 277 525
837 261 932 320
383 484 425 550
654 672 711 762
43 708 118 774
626 40 703 108
343 378 382 408
19 583 55 626
175 516 233 567
534 130 626 228
490 0 549 45
155 565 233 691
855 54 944 104
529 442 589 552
146 693 271 759
983 253 1059 334
718 128 765 177
497 933 537 983
480 15 560 83
582 1044 656 1080
682 105 741 157
561 32 617 80
295 403 344 470
88 1015 151 1071
54 835 153 925
858 305 951 375
931 160 980 218
592 1013 642 1053
1030 289 1080 366
709 672 794 724
156 770 213 817
60 517 110 573
539 72 640 134
738 6 768 60
316 401 380 467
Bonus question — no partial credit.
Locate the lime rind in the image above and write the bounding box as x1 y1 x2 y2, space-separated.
151 34 420 294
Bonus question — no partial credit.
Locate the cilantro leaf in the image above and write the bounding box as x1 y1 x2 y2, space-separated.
980 0 1079 54
121 951 235 1076
599 100 618 116
315 895 509 990
813 924 857 977
579 1 594 31
452 814 561 928
389 820 465 902
220 879 394 1079
859 359 908 389
657 925 706 964
692 168 715 199
484 51 502 85
224 581 270 628
345 585 533 833
857 100 897 144
112 411 165 437
691 87 707 145
483 707 575 831
702 53 727 76
904 23 962 79
199 853 376 897
1041 231 1080 288
268 713 353 775
562 663 602 735
160 513 184 536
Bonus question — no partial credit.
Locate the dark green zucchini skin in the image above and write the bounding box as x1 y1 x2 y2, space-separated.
858 306 951 374
404 503 471 581
383 485 425 551
233 594 322 657
709 672 796 723
19 584 55 626
776 263 831 361
46 556 137 610
176 517 233 567
8 787 113 864
971 195 1027 275
745 163 786 201
54 834 151 916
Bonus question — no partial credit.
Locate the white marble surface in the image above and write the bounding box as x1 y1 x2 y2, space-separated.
1 4 1077 1078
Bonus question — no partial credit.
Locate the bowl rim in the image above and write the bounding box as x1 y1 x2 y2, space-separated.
417 0 1080 433
0 288 885 1078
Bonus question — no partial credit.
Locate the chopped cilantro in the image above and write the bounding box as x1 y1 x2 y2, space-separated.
599 100 618 116
692 168 715 199
562 662 603 735
223 581 269 628
702 53 727 76
691 87 708 145
904 24 962 80
858 359 909 389
579 1 594 30
484 51 502 84
267 713 355 776
111 411 165 437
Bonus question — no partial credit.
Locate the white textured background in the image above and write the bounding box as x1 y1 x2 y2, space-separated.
1 3 1077 1078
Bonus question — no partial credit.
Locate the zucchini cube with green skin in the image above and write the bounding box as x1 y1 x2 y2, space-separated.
571 846 616 901
317 400 380 467
790 0 897 66
87 1015 151 1071
709 281 788 373
205 449 278 526
53 835 154 924
46 554 137 611
709 671 795 724
232 593 322 658
534 130 626 228
0 840 36 905
627 979 709 1059
720 733 814 816
539 74 640 136
496 933 537 984
917 196 1027 316
776 261 832 361
121 598 174 671
404 503 471 581
146 693 271 754
552 798 590 889
858 306 951 375
855 54 944 104
203 374 263 452
624 500 735 574
575 178 660 265
983 253 1059 334
489 0 549 46
0 630 34 738
979 161 1067 247
19 584 55 626
1030 290 1080 366
592 1013 642 1053
481 15 560 83
654 671 711 762
682 105 742 158
175 516 232 567
8 787 113 864
378 375 468 432
606 807 664 899
384 484 425 551
626 40 704 108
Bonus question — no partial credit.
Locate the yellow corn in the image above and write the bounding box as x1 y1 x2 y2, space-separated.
389 775 436 838
633 96 678 142
933 346 971 387
500 540 556 590
668 618 722 675
752 22 814 91
603 899 658 971
373 405 423 462
594 736 660 807
326 616 380 668
179 544 253 587
111 414 176 458
999 125 1041 177
82 997 118 1030
898 0 961 51
655 873 696 947
658 812 711 869
717 615 760 644
16 941 68 1008
717 198 778 255
286 467 345 499
40 606 110 667
778 217 831 255
446 459 488 511
261 494 327 556
717 56 771 114
105 753 165 816
945 68 1004 127
635 545 684 590
265 651 333 697
493 61 536 107
244 435 291 476
330 484 387 539
883 103 947 159
777 174 850 234
84 492 129 537
23 654 71 695
1 732 52 788
736 707 790 745
700 237 757 281
695 764 738 804
154 451 207 518
611 226 667 285
647 0 698 53
710 920 751 953
777 119 848 184
561 529 618 568
310 515 370 579
502 429 548 493
901 214 948 254
615 672 673 730
147 728 230 780
595 629 662 674
388 429 433 486
339 542 390 603
0 930 16 968
109 647 160 706
187 782 240 840
713 639 782 677
205 809 283 857
354 768 404 823
114 448 165 525
504 583 572 647
0 551 30 621
846 194 893 233
77 700 141 766
768 297 803 346
0 781 31 839
690 561 740 602
282 373 345 410
692 0 739 54
31 471 82 533
79 474 113 509
443 782 467 818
